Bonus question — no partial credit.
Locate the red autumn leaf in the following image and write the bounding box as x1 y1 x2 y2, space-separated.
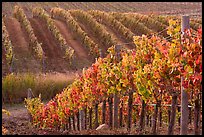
196 55 201 65
182 80 189 88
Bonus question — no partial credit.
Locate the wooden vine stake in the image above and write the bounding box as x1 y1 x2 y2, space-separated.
94 103 99 129
151 101 160 135
89 108 93 129
194 92 201 135
80 109 85 130
76 111 80 131
113 45 121 129
127 90 133 132
27 88 33 122
180 15 190 135
139 100 146 134
102 99 106 124
108 96 113 129
119 100 123 127
84 107 87 130
168 92 178 135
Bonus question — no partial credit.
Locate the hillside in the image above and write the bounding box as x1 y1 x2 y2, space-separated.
2 2 202 135
2 2 202 75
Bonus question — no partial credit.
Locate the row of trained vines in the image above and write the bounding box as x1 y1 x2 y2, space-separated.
13 6 44 61
25 18 202 135
50 8 101 58
3 2 202 17
111 12 153 36
126 13 168 37
69 9 117 54
32 7 75 63
3 7 200 66
2 16 14 72
88 10 135 42
150 14 201 32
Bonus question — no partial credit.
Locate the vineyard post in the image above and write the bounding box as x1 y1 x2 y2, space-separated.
101 49 106 125
80 109 85 130
113 93 119 129
146 113 149 126
102 99 106 124
84 107 87 130
42 53 45 73
119 100 123 127
139 99 146 134
72 115 76 130
27 88 33 122
113 45 122 129
194 91 201 135
94 103 99 129
68 117 72 130
180 15 190 135
168 106 171 124
108 96 113 129
168 92 178 135
65 119 68 130
151 101 160 135
9 54 14 73
89 107 93 129
159 90 163 127
127 90 133 132
76 111 80 131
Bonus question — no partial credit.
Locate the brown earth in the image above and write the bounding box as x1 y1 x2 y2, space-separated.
2 16 94 74
2 3 201 74
4 17 32 58
29 17 74 72
53 19 93 68
3 17 41 73
2 13 135 75
54 19 89 59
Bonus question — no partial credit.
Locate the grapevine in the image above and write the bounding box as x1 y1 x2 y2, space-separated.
13 5 44 61
88 10 135 42
32 7 74 62
69 10 117 52
2 16 14 71
111 12 153 36
50 8 100 57
25 18 202 133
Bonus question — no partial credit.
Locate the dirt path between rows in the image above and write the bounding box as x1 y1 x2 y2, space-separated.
3 17 41 73
4 18 30 55
53 19 92 69
54 19 89 59
29 17 71 72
